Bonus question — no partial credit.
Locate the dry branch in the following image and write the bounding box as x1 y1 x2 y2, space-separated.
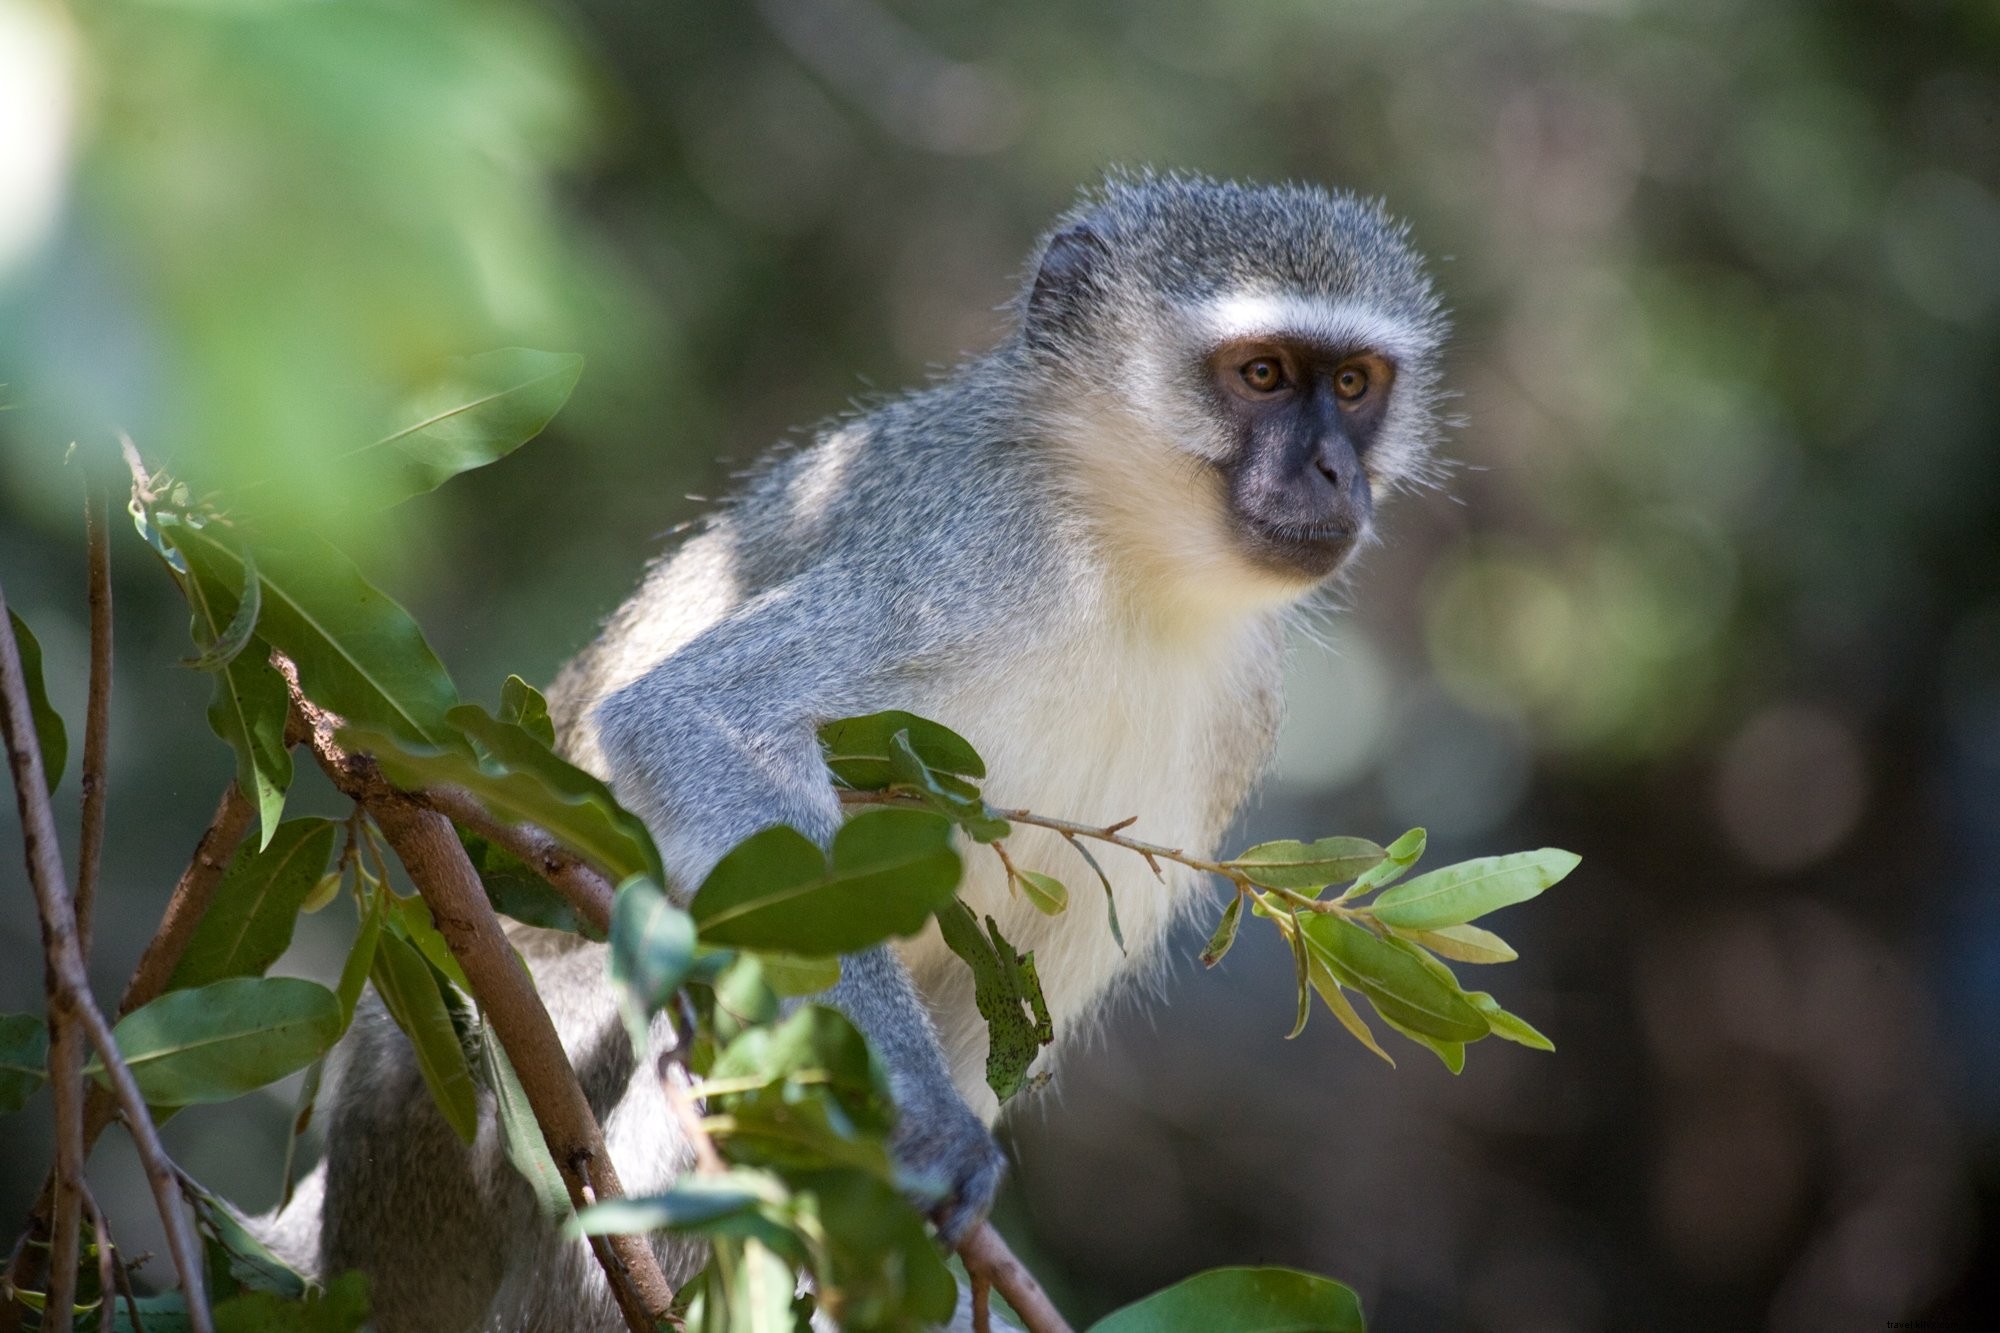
0 586 211 1332
283 671 677 1332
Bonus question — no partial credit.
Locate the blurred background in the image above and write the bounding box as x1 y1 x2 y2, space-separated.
2 0 1996 1327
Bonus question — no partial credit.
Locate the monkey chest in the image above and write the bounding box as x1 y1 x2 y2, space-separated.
888 622 1281 1111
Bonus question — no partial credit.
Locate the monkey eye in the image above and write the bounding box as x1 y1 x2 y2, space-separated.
1238 357 1288 393
1333 365 1370 402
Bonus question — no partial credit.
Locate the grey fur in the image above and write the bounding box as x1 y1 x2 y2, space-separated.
266 171 1448 1331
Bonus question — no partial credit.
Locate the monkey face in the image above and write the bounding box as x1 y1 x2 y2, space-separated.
1204 333 1395 582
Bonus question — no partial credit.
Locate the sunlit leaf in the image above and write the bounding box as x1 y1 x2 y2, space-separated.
7 610 67 793
1368 849 1580 930
498 673 555 747
169 818 336 990
1016 869 1069 916
1342 827 1426 899
170 520 459 745
1305 960 1394 1067
358 348 584 507
692 809 960 955
1199 893 1244 968
0 1013 49 1114
1377 1013 1466 1073
300 868 344 914
1227 837 1384 891
1403 922 1517 965
1467 991 1556 1051
391 893 472 993
369 931 478 1143
1299 916 1487 1043
95 978 343 1107
1088 1266 1365 1333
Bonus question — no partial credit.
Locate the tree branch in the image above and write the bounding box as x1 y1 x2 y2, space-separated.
75 477 113 951
282 671 677 1332
418 784 615 935
959 1224 1072 1333
0 586 211 1333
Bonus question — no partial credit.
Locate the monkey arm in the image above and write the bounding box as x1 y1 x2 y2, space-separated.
588 561 1008 1243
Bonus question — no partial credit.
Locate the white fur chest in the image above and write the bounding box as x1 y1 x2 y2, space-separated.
891 607 1283 1119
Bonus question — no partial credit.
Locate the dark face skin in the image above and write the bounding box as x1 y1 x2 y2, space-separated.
1208 337 1396 581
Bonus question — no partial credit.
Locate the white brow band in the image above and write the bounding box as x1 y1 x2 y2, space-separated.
1200 293 1428 360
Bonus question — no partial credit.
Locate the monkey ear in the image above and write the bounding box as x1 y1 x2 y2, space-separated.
1026 223 1109 345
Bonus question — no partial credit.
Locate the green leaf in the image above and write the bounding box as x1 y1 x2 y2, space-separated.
1467 991 1556 1051
1088 1266 1365 1333
169 818 336 991
391 894 473 993
1403 922 1517 964
181 539 260 672
936 900 1051 1103
1299 916 1487 1043
0 1013 49 1114
369 931 479 1143
1305 961 1394 1066
278 1057 323 1214
1016 869 1069 916
1285 911 1311 1040
95 978 343 1107
7 610 67 793
1227 837 1385 891
343 708 660 887
498 674 556 747
1342 827 1426 899
170 519 459 745
1199 894 1245 968
335 889 384 1025
1067 836 1125 954
459 830 595 937
819 710 985 789
797 1167 958 1324
572 1169 791 1237
883 729 1011 842
705 1007 896 1176
1368 849 1580 930
300 869 344 914
358 348 584 507
692 808 961 955
479 1024 571 1220
1377 1013 1467 1073
750 952 842 998
186 1180 309 1298
610 875 696 1052
211 1271 371 1333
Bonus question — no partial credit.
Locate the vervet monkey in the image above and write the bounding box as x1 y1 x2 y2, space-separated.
269 171 1448 1330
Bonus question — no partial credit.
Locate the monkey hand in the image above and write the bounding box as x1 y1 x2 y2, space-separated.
891 1078 1008 1246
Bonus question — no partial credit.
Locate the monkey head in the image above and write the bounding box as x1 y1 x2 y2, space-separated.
1017 171 1449 613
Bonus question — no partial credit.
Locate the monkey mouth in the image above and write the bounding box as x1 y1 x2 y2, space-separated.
1236 514 1362 580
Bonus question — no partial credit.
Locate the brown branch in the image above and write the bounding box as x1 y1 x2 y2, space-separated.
959 1223 1072 1333
75 477 113 951
419 784 615 935
3 782 253 1327
282 674 676 1332
0 587 211 1332
80 1187 116 1333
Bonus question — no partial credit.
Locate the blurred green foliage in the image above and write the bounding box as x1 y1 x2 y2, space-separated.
2 0 1996 1327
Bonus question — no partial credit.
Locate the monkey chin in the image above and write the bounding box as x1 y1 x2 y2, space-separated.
1233 515 1365 587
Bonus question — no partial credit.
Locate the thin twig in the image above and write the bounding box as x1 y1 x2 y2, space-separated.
661 1065 725 1176
80 1187 114 1333
0 587 211 1332
419 784 615 934
75 477 112 951
282 667 677 1332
